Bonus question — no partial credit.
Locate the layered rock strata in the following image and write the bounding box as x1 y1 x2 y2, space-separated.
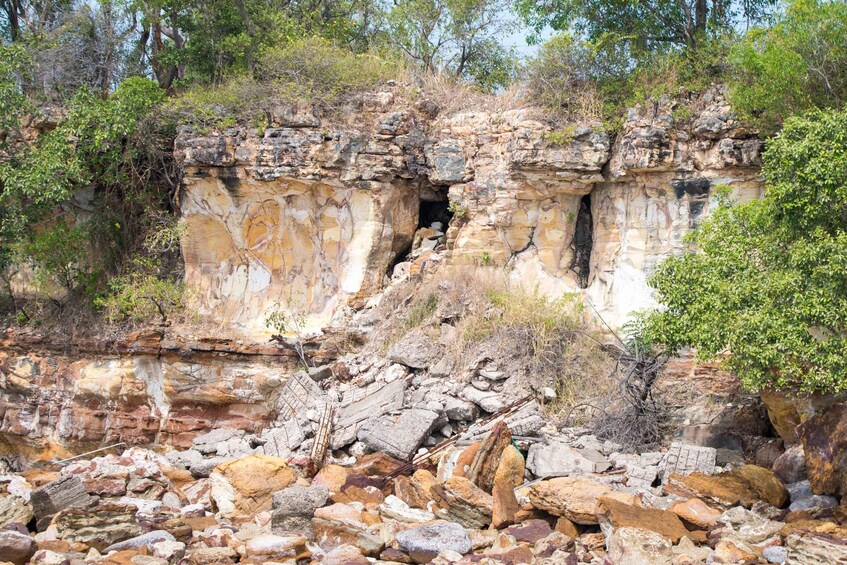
175 88 763 333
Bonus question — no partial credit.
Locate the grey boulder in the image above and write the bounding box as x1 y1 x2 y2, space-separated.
358 409 444 461
396 521 472 564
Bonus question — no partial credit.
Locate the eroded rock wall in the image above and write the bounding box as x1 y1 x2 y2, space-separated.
176 88 763 333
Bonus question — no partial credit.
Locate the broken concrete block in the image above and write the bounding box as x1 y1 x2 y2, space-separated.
526 441 611 478
387 329 444 369
31 476 97 531
331 379 405 450
308 365 333 382
660 442 717 483
192 429 246 455
444 397 478 422
271 485 330 537
462 386 505 413
260 420 305 458
358 409 444 461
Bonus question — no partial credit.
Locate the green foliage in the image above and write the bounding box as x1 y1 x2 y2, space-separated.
21 220 97 297
448 199 469 219
386 0 517 91
166 37 402 127
545 126 578 145
729 0 847 132
97 261 189 324
515 0 773 52
645 109 847 393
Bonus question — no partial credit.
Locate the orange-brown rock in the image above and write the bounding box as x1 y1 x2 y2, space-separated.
670 498 722 530
312 503 385 556
491 477 520 529
332 485 385 508
555 517 579 538
597 497 690 543
713 540 757 563
799 401 847 497
528 476 637 525
431 476 493 528
394 469 436 510
213 455 297 515
451 442 480 479
495 445 525 490
350 453 409 477
312 464 351 495
665 465 788 509
505 519 553 543
467 421 512 493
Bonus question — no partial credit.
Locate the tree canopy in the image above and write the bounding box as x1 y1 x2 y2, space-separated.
644 108 847 393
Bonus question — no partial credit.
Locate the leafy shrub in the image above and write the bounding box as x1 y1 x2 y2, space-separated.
21 220 98 298
729 0 847 132
645 108 847 393
98 270 189 325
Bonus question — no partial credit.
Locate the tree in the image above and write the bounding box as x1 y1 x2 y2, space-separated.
516 0 775 52
729 0 847 131
644 108 847 394
386 0 518 90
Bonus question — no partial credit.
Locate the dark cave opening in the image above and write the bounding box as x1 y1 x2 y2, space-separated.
571 193 593 289
418 198 453 231
388 188 454 276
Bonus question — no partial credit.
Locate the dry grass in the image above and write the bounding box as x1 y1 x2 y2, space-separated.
370 265 618 421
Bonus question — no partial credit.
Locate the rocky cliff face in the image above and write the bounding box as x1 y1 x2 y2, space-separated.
175 87 763 335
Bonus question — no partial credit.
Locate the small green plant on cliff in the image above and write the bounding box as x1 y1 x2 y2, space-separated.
643 108 847 394
266 300 312 369
448 200 469 219
544 126 577 145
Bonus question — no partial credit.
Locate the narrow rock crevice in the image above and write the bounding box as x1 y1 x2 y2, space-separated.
570 193 593 289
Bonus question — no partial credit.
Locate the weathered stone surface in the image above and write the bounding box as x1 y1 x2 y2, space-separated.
444 398 478 422
669 497 721 529
243 533 311 560
0 476 33 528
332 379 405 450
394 469 436 510
210 454 296 515
461 386 505 413
773 444 806 484
271 485 329 536
660 442 717 482
466 421 511 493
597 497 690 543
396 521 472 564
0 530 36 565
716 506 783 544
665 465 789 509
526 441 610 478
103 531 176 553
605 526 674 565
387 329 444 369
53 502 143 551
431 476 493 528
31 476 96 531
785 532 847 564
799 401 847 497
357 409 443 461
312 503 384 556
528 477 636 525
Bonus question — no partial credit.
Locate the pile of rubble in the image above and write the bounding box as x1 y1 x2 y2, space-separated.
0 403 845 565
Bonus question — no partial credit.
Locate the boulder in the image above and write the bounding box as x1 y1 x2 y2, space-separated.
387 329 444 369
394 469 437 510
444 397 478 422
210 454 296 515
606 526 674 565
312 464 352 494
785 532 847 564
597 497 690 543
773 444 806 484
799 402 847 497
30 476 96 531
431 476 493 528
103 531 176 553
271 485 329 536
461 386 505 413
357 409 443 461
396 521 472 564
243 534 311 560
53 502 143 551
466 421 512 492
526 441 610 478
491 444 524 528
0 489 33 529
669 498 721 529
377 494 435 523
529 476 637 525
716 506 783 544
0 530 36 565
312 503 384 556
665 465 789 509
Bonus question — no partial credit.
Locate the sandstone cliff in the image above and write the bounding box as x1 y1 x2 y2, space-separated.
175 86 763 336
